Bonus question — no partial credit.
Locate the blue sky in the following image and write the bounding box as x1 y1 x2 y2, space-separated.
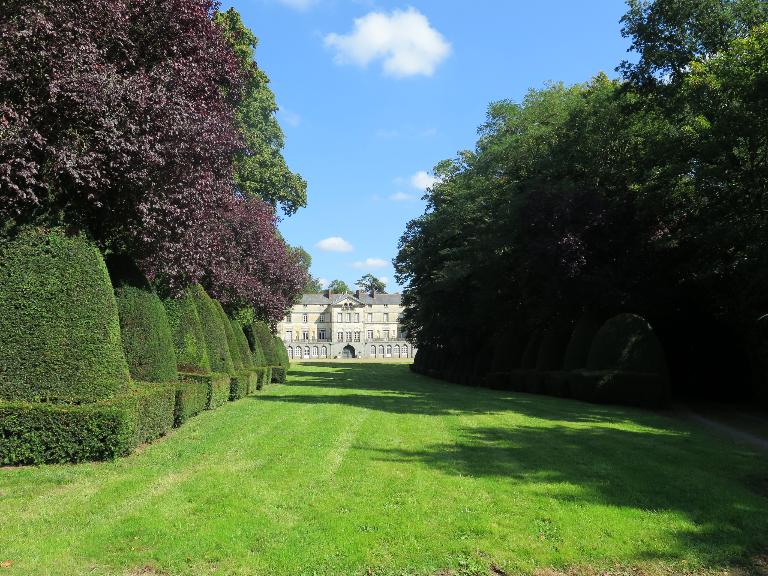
223 0 636 292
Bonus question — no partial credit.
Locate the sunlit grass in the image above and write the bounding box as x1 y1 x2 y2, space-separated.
1 363 767 575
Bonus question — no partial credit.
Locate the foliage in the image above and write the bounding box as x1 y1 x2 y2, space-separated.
182 372 231 409
199 195 308 325
273 335 290 369
131 382 176 446
231 319 256 370
0 0 245 290
163 291 212 375
563 312 606 371
111 268 179 384
174 379 209 427
0 228 130 403
214 300 244 372
355 273 387 294
271 367 286 384
0 398 135 465
213 8 307 216
327 279 350 293
189 285 235 374
252 321 279 365
395 4 768 401
587 314 668 376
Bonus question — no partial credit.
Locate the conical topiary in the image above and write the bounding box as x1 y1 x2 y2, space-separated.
230 319 255 370
0 228 130 403
163 289 212 375
189 285 234 374
213 300 243 373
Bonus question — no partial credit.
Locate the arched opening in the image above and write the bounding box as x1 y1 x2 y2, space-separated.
288 347 294 359
386 345 392 358
321 346 328 358
371 345 377 358
343 345 356 359
304 346 310 358
394 345 400 358
312 346 318 358
296 347 303 359
379 345 385 357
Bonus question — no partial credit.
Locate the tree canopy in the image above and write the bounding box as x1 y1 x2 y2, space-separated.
327 280 350 293
356 274 387 294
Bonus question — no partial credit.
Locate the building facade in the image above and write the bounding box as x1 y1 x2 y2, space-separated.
277 290 415 360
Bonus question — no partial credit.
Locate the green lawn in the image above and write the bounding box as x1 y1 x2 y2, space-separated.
1 363 767 576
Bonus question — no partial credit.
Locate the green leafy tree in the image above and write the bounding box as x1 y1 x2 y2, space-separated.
355 274 387 294
327 279 350 293
214 8 307 216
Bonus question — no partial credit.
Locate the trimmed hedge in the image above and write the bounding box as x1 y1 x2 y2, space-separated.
0 228 130 404
274 335 290 369
174 379 209 427
271 366 286 384
520 330 543 369
535 325 572 371
180 372 231 409
0 399 135 465
587 314 669 376
252 321 279 366
568 370 668 407
563 312 605 370
164 291 211 375
230 319 255 370
253 367 268 389
214 300 244 372
189 285 235 374
114 284 179 383
132 382 175 446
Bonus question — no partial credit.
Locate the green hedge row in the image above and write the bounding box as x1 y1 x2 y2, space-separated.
190 285 235 374
132 382 176 446
271 367 286 384
164 290 211 375
181 372 231 409
174 379 209 427
0 228 130 404
414 312 670 408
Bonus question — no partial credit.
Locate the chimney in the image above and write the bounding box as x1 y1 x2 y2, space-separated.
355 289 362 299
326 289 332 299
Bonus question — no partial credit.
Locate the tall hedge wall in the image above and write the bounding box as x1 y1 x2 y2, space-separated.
164 291 211 375
0 228 130 403
214 300 243 372
246 323 268 367
113 284 179 383
252 321 279 366
274 335 290 369
189 285 234 374
563 312 605 370
230 319 255 370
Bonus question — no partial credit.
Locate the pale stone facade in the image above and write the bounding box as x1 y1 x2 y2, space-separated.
277 290 415 360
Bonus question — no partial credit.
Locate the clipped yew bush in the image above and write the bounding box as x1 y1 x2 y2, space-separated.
214 300 244 372
164 291 211 375
252 321 279 366
189 285 235 374
231 319 255 371
108 255 178 384
0 228 130 403
174 380 209 426
563 312 607 370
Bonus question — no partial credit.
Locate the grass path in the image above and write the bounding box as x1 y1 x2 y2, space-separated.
1 363 768 575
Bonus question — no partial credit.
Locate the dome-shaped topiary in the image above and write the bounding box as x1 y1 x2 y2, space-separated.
189 285 234 374
273 335 290 369
563 312 606 371
213 300 243 373
0 228 130 403
587 313 668 375
245 323 268 367
163 290 211 375
535 324 572 371
230 318 255 370
107 255 178 384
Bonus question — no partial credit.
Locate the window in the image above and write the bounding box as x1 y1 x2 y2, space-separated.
285 331 292 342
383 329 390 340
402 345 408 357
312 346 318 358
337 332 343 342
386 345 392 357
367 330 373 340
371 346 377 357
321 346 328 358
319 314 325 322
354 313 360 322
383 313 389 322
319 329 326 341
337 312 343 322
296 347 303 359
305 346 310 358
346 331 352 342
367 313 373 322
346 313 351 323
285 313 291 322
302 330 309 341
354 331 360 342
394 345 400 357
302 313 308 323
288 347 294 358
379 345 385 356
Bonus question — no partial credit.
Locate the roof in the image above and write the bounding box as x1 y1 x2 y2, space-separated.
298 292 402 306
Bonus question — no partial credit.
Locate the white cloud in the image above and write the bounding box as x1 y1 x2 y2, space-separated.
352 258 388 269
324 8 451 77
410 170 437 191
389 191 415 202
315 237 354 252
275 0 317 10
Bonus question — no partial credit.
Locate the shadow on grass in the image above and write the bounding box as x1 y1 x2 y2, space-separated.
265 363 768 570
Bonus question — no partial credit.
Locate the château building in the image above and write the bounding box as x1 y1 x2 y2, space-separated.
277 290 415 360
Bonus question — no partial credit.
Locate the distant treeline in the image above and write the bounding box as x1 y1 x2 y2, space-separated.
395 0 768 403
